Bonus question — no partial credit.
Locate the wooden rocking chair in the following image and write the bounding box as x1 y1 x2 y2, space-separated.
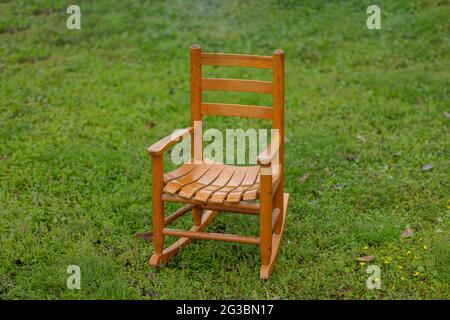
140 44 288 279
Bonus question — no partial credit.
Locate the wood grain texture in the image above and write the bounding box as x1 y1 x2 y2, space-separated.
257 136 280 165
201 52 273 69
151 155 165 255
260 194 289 279
272 49 285 235
226 167 260 203
161 163 280 205
177 164 225 199
148 127 193 156
201 78 273 94
190 45 202 161
163 163 195 183
208 166 247 203
194 165 237 202
163 163 211 194
163 228 260 245
201 103 272 120
259 163 273 266
162 193 260 214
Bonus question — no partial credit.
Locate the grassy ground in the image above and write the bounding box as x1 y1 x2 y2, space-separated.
0 0 449 299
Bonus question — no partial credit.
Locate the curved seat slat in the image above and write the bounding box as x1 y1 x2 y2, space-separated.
163 163 211 194
162 163 278 205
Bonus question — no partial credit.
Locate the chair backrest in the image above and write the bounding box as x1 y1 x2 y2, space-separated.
189 44 285 165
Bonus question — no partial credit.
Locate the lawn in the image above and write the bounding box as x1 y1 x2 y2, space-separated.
0 0 449 299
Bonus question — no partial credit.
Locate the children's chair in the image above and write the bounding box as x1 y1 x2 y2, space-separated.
140 44 288 279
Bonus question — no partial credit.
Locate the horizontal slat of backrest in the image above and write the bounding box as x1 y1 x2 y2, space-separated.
201 78 273 94
202 103 272 120
201 53 273 69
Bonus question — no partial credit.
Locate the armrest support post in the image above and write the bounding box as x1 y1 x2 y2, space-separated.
259 162 273 266
151 154 165 254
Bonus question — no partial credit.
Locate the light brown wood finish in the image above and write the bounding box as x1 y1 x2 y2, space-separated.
201 53 273 69
242 172 262 201
257 137 280 165
163 228 259 245
202 78 273 94
226 166 260 203
162 193 260 214
271 208 280 230
151 155 165 255
190 45 202 140
190 45 203 225
144 45 288 279
160 163 282 205
163 162 211 194
163 163 195 183
209 166 247 203
260 194 288 279
148 127 193 157
259 164 273 267
272 50 285 235
202 103 272 120
194 165 237 202
178 164 225 199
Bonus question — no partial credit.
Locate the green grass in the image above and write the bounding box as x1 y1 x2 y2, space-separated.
0 0 449 299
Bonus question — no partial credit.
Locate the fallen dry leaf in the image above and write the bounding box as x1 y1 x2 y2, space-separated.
422 163 434 171
356 135 367 143
324 167 334 176
146 122 156 130
401 227 413 238
299 173 310 183
345 154 357 162
416 97 424 106
313 189 324 197
356 255 374 262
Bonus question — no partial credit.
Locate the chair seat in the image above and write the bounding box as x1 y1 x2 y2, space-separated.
162 162 280 204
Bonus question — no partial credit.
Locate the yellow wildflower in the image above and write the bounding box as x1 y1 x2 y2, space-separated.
383 256 393 264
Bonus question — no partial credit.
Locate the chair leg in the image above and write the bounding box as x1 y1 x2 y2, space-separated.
150 155 165 265
259 170 273 271
192 206 202 226
150 209 218 266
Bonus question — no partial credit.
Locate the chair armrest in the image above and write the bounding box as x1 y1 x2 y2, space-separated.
256 138 280 166
147 127 193 157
